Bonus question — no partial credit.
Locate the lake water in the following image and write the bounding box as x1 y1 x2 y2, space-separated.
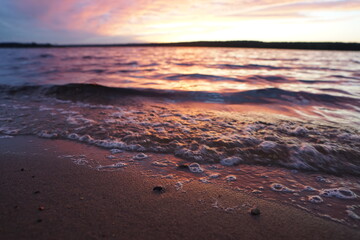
0 47 359 124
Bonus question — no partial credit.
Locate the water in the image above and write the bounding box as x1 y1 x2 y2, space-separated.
0 47 359 125
0 47 360 227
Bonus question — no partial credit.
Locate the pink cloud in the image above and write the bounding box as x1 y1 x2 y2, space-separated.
6 0 360 42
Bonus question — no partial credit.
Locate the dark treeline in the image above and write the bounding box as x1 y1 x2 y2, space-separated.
1 41 359 51
0 42 53 48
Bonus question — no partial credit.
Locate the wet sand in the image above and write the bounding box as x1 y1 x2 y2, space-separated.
0 136 359 240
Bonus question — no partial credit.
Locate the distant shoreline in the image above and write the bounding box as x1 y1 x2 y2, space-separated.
1 41 360 51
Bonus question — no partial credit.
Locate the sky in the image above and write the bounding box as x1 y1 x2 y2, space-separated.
1 0 360 44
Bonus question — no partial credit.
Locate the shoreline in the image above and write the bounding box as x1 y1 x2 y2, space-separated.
1 41 360 51
1 136 359 239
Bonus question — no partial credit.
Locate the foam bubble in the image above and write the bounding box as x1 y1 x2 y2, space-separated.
270 183 295 193
188 162 204 173
79 135 95 143
291 126 308 136
71 156 89 165
315 176 332 183
220 156 242 166
337 133 360 141
67 133 80 140
175 181 183 191
110 112 123 118
66 116 80 125
346 205 360 220
126 144 146 151
303 186 317 192
66 115 95 125
38 131 58 139
245 124 261 132
0 135 14 139
308 195 324 204
259 141 277 152
225 175 237 181
199 178 210 183
320 188 357 199
0 127 20 135
133 153 148 160
151 161 168 167
209 173 220 179
95 139 125 149
110 149 123 154
97 162 127 170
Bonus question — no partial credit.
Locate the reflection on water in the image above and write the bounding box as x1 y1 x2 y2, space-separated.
0 47 359 124
0 47 359 92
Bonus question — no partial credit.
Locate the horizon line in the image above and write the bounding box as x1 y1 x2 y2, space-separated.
2 40 360 45
1 40 360 51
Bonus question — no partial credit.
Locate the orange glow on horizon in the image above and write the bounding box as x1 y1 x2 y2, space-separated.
4 0 360 43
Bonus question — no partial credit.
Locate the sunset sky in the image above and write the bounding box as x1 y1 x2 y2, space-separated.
1 0 359 44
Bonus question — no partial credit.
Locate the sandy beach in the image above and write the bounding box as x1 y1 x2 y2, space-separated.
0 136 359 240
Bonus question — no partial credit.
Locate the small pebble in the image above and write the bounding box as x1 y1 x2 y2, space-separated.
20 168 24 172
33 191 40 194
250 207 261 216
38 206 45 211
37 219 42 223
177 164 189 170
153 186 165 193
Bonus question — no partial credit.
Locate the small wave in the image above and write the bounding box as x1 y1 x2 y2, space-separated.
88 69 106 74
116 70 139 73
174 63 195 66
319 88 352 95
298 80 339 84
140 63 159 67
1 84 359 109
252 58 299 61
209 64 288 70
329 75 360 81
81 56 107 60
224 88 359 106
114 61 138 66
1 93 359 176
61 57 77 61
163 73 241 82
245 75 294 83
37 53 55 59
301 66 356 73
